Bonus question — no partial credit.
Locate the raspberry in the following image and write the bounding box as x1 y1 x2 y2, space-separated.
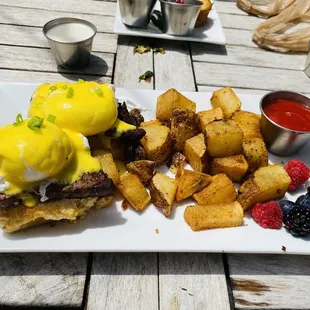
252 201 283 229
284 159 310 192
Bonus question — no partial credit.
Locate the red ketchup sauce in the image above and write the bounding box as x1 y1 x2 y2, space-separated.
263 98 310 132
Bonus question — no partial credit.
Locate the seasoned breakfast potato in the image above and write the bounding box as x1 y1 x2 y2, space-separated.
211 155 248 183
238 165 291 210
176 169 212 201
117 173 151 211
126 160 155 186
93 149 120 185
140 120 173 166
197 107 223 133
232 111 262 139
98 135 125 161
195 0 213 28
167 152 186 175
242 138 268 173
171 108 200 152
156 89 196 121
150 172 178 217
211 87 241 119
183 133 208 173
184 201 244 231
193 173 237 205
205 120 243 157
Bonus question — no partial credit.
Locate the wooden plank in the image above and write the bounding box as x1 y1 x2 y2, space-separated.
0 45 114 77
219 13 262 30
0 6 115 33
194 62 310 93
0 24 118 54
0 69 111 84
191 43 306 71
159 253 230 310
215 1 249 15
223 28 257 48
0 0 116 16
87 253 158 310
114 36 154 89
154 40 196 91
228 254 310 309
0 253 87 307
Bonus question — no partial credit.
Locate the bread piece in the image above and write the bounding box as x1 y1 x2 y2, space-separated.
184 201 243 231
195 0 213 27
150 172 178 217
117 173 151 211
211 87 241 119
184 133 208 173
176 169 212 201
156 89 196 121
0 196 113 233
193 173 237 205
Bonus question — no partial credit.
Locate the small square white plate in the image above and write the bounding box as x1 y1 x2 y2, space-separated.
113 1 226 45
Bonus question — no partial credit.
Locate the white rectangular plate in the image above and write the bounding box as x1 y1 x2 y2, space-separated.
0 83 309 254
113 1 226 45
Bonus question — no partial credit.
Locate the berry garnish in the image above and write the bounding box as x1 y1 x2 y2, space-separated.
284 159 310 192
252 201 283 229
296 194 310 208
283 206 310 237
279 200 296 217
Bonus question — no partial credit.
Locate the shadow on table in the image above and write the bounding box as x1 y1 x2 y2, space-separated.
56 54 110 82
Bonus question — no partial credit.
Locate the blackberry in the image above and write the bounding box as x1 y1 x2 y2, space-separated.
279 200 296 217
283 206 310 237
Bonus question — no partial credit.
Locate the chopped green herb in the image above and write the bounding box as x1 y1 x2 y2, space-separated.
78 78 85 83
48 85 57 95
47 114 56 124
153 47 166 54
27 116 43 130
61 85 68 90
138 70 154 83
66 87 74 98
95 87 103 97
134 44 151 54
13 113 23 126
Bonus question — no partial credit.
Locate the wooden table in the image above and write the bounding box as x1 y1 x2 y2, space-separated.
0 0 310 309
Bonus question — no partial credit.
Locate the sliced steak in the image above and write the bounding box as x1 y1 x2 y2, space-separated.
0 194 21 208
45 171 115 200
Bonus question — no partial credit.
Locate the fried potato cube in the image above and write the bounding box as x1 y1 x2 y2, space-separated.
238 165 291 210
195 0 213 27
176 169 212 201
126 160 155 186
156 89 196 121
167 152 186 175
93 149 120 185
117 173 151 211
211 87 242 119
232 111 262 139
171 108 200 152
205 120 243 157
197 107 223 133
150 171 178 217
242 138 268 173
193 173 237 205
184 133 208 173
140 120 173 166
184 201 243 231
211 155 248 183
